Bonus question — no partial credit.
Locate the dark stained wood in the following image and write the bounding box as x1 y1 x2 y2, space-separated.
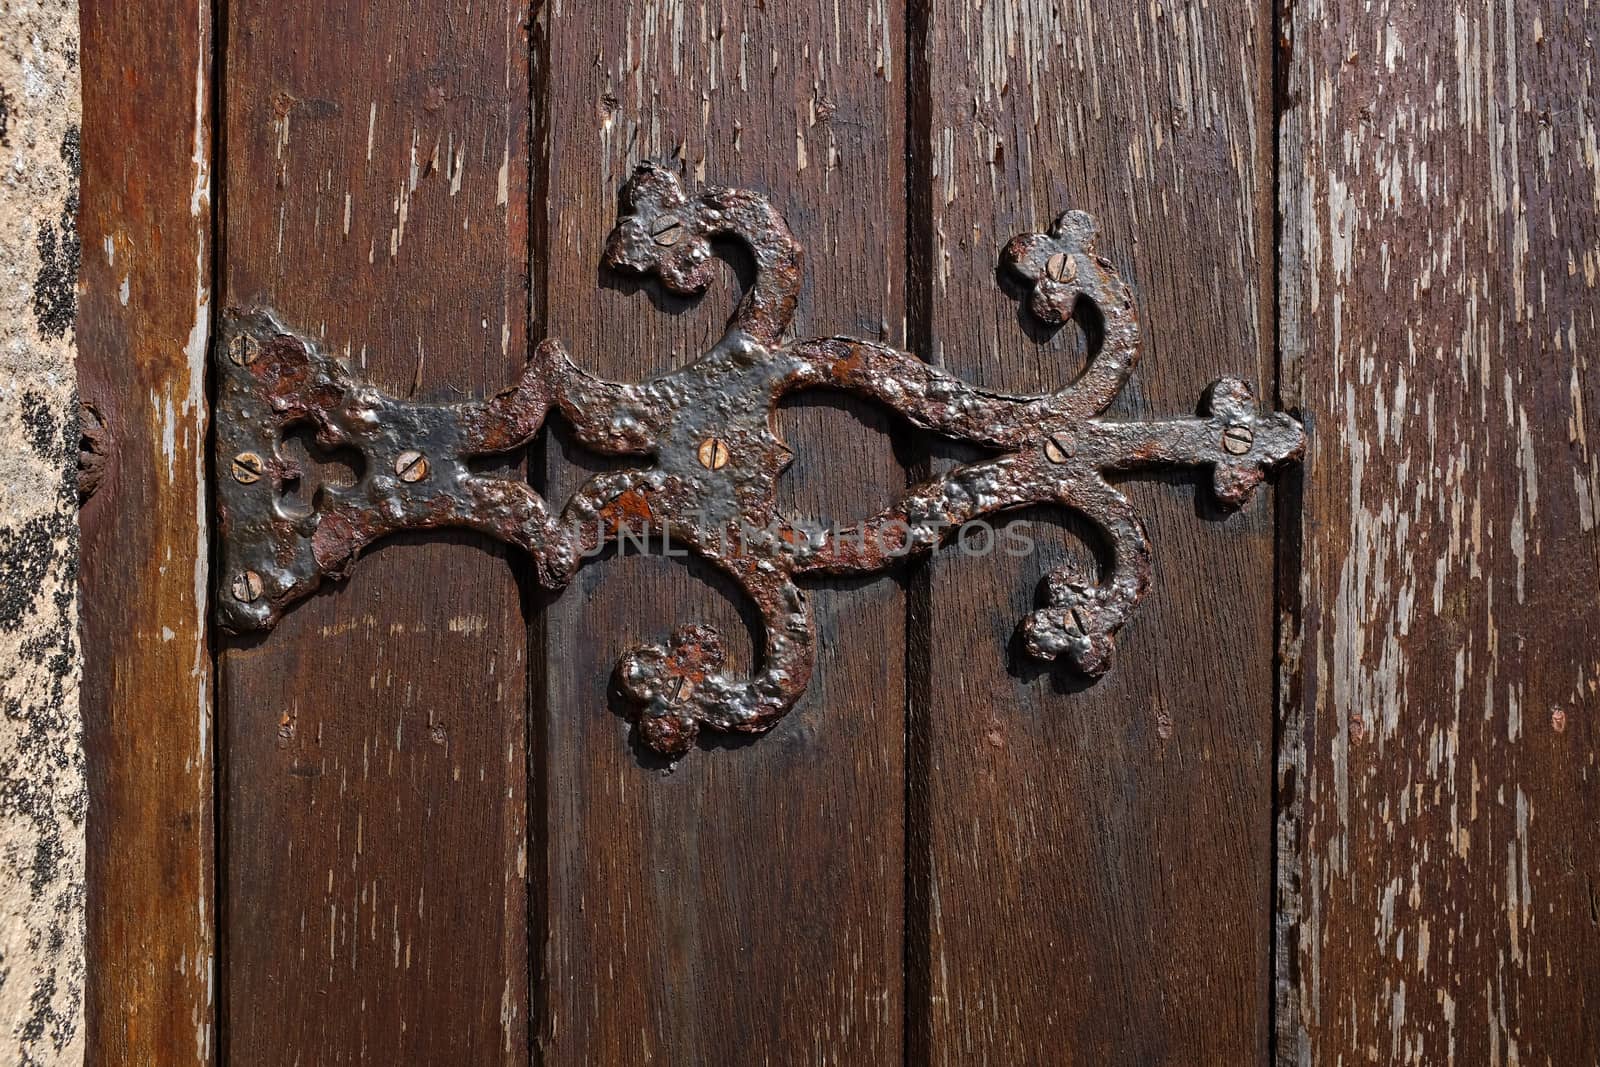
912 3 1281 1062
218 4 531 1063
75 1 1600 1062
535 2 907 1060
1278 0 1600 1062
78 0 217 1061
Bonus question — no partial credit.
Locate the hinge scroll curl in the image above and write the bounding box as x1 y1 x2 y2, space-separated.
213 162 1304 758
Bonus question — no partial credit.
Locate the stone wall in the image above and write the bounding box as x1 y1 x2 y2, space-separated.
0 1 85 1063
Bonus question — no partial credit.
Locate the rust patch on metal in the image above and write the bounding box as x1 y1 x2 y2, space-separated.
214 161 1305 757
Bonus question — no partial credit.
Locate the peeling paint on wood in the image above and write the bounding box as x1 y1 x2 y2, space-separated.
1279 0 1600 1062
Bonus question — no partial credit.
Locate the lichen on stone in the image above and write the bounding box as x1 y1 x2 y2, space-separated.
0 1 85 1063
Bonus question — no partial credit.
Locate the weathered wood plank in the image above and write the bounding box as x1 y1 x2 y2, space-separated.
537 1 907 1060
78 0 216 1061
913 2 1280 1061
219 4 532 1062
1279 1 1600 1062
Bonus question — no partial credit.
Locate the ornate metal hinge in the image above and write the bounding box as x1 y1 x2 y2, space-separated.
214 163 1304 757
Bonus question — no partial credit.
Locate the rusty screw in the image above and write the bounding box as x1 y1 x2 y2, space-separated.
231 451 264 484
651 216 684 247
1045 252 1078 284
697 437 731 470
394 450 430 482
231 570 263 603
1043 434 1074 464
1221 424 1255 456
666 675 693 706
228 334 259 366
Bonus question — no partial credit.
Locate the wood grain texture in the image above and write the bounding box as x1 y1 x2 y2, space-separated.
219 4 532 1062
536 0 906 1060
1279 0 1600 1063
913 2 1280 1062
77 0 217 1061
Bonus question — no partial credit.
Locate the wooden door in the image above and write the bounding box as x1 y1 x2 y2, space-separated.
75 1 1598 1065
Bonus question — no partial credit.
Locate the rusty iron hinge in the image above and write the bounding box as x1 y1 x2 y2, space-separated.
213 163 1304 757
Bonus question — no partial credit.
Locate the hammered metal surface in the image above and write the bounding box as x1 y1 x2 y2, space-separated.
214 162 1305 756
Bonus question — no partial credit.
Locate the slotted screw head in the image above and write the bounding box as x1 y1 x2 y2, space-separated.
1045 252 1078 284
228 335 260 366
666 675 693 706
231 452 264 484
394 450 429 482
1043 434 1074 464
232 571 263 603
651 216 684 246
1221 424 1255 456
697 437 731 470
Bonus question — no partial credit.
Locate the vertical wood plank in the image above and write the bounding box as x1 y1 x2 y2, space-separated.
914 3 1280 1061
78 0 216 1061
1280 0 1600 1062
219 5 531 1062
537 2 906 1060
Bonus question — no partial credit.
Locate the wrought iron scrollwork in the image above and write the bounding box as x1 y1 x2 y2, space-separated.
214 162 1304 756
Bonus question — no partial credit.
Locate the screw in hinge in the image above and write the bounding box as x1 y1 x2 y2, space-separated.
651 216 684 246
1045 252 1078 285
231 452 265 484
666 675 693 706
394 450 430 482
1221 424 1255 456
697 437 731 470
1042 434 1074 464
231 571 263 603
228 334 260 366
